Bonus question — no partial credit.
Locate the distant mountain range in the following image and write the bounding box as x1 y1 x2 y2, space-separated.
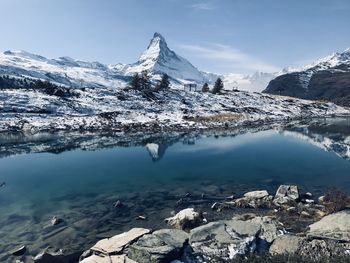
1 32 350 105
0 32 278 91
0 33 214 89
263 48 350 106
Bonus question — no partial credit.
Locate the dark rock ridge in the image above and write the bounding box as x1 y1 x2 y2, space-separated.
264 48 350 107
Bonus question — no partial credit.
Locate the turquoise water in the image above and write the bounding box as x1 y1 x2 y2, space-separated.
0 118 350 259
1 124 350 216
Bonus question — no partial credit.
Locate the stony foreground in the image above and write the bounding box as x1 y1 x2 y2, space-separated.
9 185 350 263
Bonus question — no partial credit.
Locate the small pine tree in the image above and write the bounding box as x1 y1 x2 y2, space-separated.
129 73 141 90
202 83 209 92
139 71 151 90
156 74 170 91
212 78 224 94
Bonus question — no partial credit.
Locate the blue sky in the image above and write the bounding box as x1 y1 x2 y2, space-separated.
1 0 350 74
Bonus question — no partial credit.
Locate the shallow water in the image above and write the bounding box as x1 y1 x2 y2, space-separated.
0 117 350 260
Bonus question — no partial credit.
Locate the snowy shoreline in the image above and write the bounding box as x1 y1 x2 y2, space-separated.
1 88 349 134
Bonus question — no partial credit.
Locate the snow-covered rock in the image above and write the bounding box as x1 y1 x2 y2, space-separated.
165 208 201 231
189 216 283 261
0 87 349 134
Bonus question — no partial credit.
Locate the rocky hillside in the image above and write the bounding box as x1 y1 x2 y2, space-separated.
263 48 350 106
0 84 349 133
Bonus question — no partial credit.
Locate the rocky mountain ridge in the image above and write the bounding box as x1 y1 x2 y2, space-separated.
264 48 350 106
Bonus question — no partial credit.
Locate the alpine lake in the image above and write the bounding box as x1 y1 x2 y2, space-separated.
1 117 350 261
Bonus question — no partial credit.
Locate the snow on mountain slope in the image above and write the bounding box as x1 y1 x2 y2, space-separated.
281 48 350 74
2 33 349 93
264 47 350 106
0 50 128 88
228 48 350 93
122 33 213 84
0 33 215 89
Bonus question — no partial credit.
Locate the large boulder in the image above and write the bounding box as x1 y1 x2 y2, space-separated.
127 229 189 263
269 235 303 255
307 210 350 242
189 216 283 261
165 208 201 231
273 185 299 205
79 228 150 262
90 228 150 254
34 247 81 263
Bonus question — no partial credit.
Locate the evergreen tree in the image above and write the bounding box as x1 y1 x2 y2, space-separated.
212 78 224 94
202 83 209 92
129 73 141 90
139 71 151 90
156 74 170 91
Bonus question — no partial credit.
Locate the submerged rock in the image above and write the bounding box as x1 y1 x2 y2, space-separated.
165 208 201 231
113 200 123 208
34 247 79 263
51 216 64 226
127 229 189 263
11 245 26 256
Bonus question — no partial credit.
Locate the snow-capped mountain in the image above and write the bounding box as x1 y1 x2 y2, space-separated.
0 50 128 88
281 48 350 74
3 32 349 95
121 33 212 84
0 33 215 89
0 32 282 91
264 48 350 106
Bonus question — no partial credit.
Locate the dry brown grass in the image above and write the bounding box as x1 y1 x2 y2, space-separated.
189 113 243 123
323 188 350 214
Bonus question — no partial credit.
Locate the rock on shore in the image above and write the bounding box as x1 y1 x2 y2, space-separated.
20 185 350 263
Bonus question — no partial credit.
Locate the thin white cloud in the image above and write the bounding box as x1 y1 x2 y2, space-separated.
189 2 215 10
177 43 279 73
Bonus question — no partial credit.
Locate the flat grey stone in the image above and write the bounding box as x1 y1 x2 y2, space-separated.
127 229 189 263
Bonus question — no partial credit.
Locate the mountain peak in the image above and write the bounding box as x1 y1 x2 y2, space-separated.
2 50 47 61
124 33 211 84
139 32 170 63
152 32 166 42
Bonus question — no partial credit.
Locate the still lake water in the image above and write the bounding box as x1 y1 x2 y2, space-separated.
0 117 350 259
